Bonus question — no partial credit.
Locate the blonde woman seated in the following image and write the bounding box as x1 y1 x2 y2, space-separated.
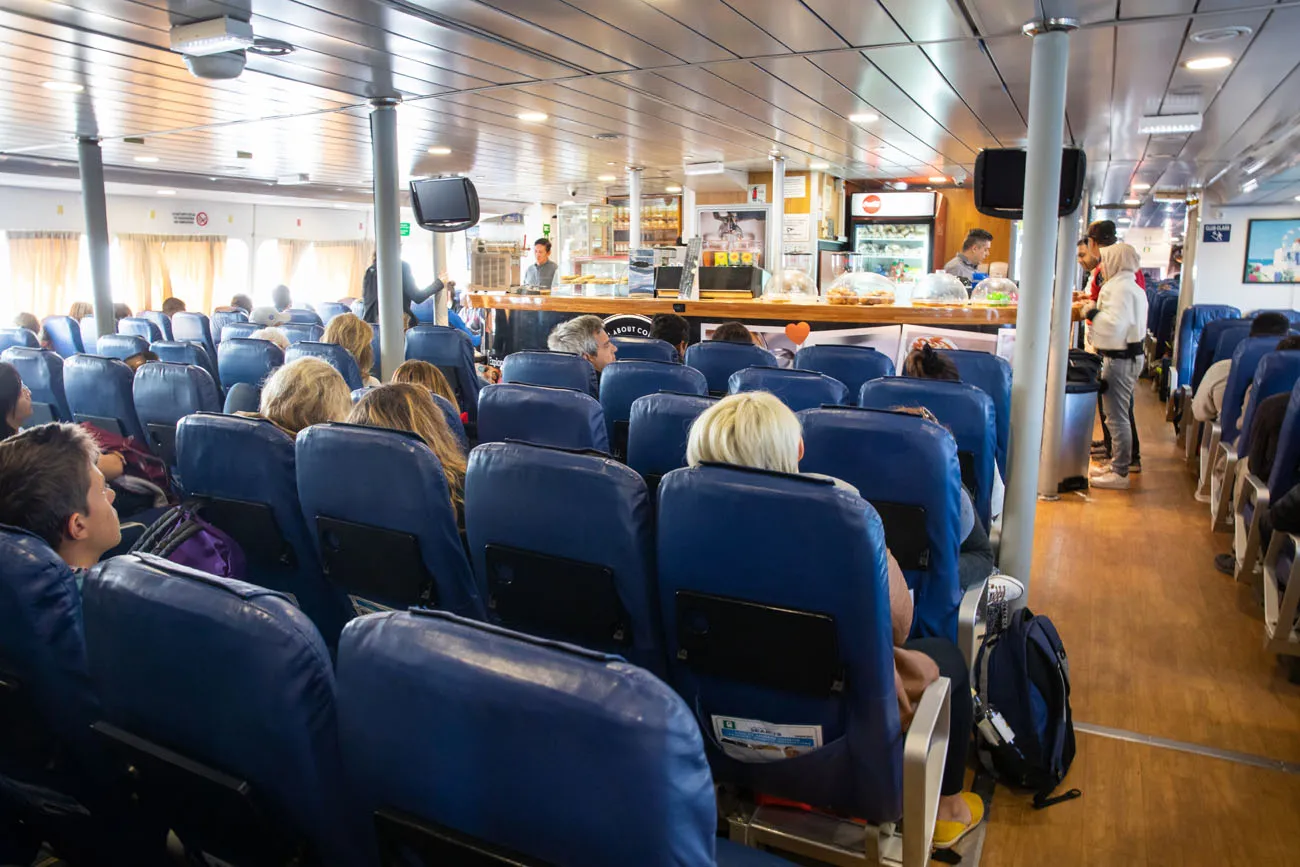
347 383 466 523
685 391 984 849
322 312 380 387
248 326 290 352
392 358 468 425
236 356 351 437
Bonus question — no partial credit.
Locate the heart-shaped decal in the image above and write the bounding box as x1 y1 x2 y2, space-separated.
784 321 811 345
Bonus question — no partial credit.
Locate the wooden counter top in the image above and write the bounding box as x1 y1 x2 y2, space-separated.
468 291 1083 325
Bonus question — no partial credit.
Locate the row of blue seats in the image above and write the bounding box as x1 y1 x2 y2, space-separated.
1166 304 1300 660
1 423 966 862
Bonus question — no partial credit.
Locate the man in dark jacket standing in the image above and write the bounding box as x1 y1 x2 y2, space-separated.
361 252 451 327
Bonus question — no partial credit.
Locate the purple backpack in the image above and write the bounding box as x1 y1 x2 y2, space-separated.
130 504 247 580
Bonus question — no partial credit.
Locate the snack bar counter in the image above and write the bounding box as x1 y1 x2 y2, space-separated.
468 291 1085 357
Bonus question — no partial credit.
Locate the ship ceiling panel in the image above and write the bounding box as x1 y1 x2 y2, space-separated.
717 0 853 53
911 40 1027 145
554 0 793 59
785 0 908 48
1060 26 1115 153
1106 20 1190 163
861 44 1004 149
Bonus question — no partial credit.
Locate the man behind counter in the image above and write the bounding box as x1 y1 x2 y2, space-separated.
944 229 993 282
523 238 558 289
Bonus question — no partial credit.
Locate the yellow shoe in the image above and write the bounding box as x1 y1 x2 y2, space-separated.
932 792 985 850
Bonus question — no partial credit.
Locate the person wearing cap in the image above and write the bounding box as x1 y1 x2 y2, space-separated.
360 252 450 327
1085 220 1144 472
249 307 291 328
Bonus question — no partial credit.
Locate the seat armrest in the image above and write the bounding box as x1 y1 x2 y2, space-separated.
902 676 951 867
958 578 989 673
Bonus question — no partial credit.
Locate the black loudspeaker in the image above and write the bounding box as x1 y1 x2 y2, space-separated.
973 148 1086 219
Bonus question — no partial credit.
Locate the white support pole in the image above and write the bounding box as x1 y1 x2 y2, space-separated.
770 155 786 270
370 96 404 380
1000 18 1077 596
77 137 114 339
681 187 697 240
628 167 643 251
1038 213 1081 499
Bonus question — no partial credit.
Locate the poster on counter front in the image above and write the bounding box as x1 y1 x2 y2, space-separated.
896 325 1002 371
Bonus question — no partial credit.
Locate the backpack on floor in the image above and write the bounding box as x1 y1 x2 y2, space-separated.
130 502 247 580
972 606 1080 809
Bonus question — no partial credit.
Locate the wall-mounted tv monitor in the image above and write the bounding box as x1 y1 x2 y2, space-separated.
973 148 1087 219
410 177 479 232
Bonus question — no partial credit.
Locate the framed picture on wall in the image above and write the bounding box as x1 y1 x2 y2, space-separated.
1244 218 1300 283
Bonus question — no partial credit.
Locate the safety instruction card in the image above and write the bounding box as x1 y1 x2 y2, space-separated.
712 716 823 763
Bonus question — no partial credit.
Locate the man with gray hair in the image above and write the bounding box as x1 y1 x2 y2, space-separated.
546 314 618 373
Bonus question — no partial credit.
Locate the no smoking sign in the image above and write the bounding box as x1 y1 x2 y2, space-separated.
196 211 209 227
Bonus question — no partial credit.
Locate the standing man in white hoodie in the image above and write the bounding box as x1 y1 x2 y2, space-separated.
1087 243 1148 490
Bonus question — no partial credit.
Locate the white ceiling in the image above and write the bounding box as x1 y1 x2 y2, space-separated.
0 0 1298 226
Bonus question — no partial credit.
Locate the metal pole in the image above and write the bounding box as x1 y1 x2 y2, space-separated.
770 155 786 270
1000 18 1077 595
628 167 643 251
1172 198 1199 382
1038 213 1081 499
369 97 404 380
681 186 697 239
432 232 448 326
77 136 114 339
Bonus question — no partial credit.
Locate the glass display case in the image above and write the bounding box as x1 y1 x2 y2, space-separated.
970 276 1019 308
852 221 931 282
825 271 896 306
911 272 969 307
611 196 681 254
556 203 615 276
765 267 818 302
553 257 630 297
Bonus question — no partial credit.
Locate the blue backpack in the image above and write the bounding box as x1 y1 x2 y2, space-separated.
973 607 1080 808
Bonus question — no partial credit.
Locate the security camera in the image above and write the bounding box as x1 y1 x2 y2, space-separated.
183 50 246 80
567 184 579 198
951 169 969 187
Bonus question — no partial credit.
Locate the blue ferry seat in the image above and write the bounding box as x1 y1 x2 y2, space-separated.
176 413 353 649
282 322 324 344
335 610 795 867
63 354 147 442
610 335 678 363
728 366 849 412
82 555 371 866
210 309 247 344
296 423 482 618
464 441 662 672
142 311 173 341
656 464 950 865
625 391 717 494
117 317 163 343
171 313 217 371
794 343 895 404
0 327 39 354
478 383 609 453
599 360 707 459
1 347 70 423
44 315 85 357
219 322 259 343
132 362 222 466
937 349 1012 479
217 337 284 391
95 334 149 361
685 341 778 396
501 350 598 397
285 341 363 391
404 325 481 423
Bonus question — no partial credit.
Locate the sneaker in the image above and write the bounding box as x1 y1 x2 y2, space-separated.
1091 445 1111 457
933 792 986 850
1089 463 1113 477
1214 554 1235 576
987 574 1025 604
1129 459 1141 474
1091 439 1106 449
1091 471 1131 490
1194 490 1211 504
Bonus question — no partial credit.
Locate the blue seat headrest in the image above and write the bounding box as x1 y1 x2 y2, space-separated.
1 347 69 421
501 350 598 397
172 312 213 348
1176 305 1239 386
63 354 147 442
609 336 678 363
142 311 173 341
1237 351 1300 461
284 341 363 391
728 366 849 412
281 323 324 344
625 392 717 481
794 344 895 401
684 341 778 394
43 315 85 357
219 322 259 343
95 334 149 361
336 610 717 867
478 383 610 453
598 360 708 447
218 338 285 391
0 327 40 353
937 349 1012 477
285 308 323 325
210 310 248 344
1221 336 1288 444
117 317 163 343
403 326 481 421
133 362 222 427
314 302 350 325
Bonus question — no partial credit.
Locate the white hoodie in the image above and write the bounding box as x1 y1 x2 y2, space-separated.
1091 272 1148 351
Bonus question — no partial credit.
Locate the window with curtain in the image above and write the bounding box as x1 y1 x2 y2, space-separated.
5 231 82 321
300 240 372 306
116 234 227 314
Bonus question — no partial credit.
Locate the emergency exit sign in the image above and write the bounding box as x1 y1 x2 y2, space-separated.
399 222 410 237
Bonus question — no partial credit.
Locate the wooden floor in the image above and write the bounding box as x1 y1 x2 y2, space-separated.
976 385 1300 866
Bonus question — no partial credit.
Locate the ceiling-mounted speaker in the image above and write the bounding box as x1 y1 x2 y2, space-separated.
973 148 1087 219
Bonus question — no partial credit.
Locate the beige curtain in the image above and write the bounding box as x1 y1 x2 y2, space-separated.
278 239 312 288
310 240 373 301
6 231 81 319
118 234 225 313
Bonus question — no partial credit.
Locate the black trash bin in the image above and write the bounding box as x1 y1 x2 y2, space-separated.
1059 350 1102 491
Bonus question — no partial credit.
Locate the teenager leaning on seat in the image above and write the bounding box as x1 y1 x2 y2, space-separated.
684 391 984 850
